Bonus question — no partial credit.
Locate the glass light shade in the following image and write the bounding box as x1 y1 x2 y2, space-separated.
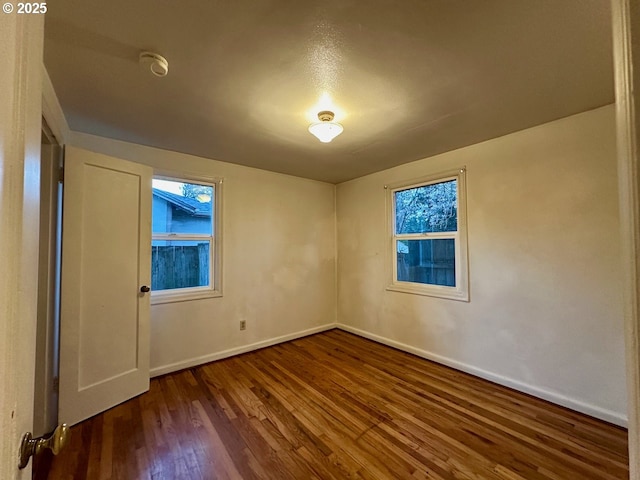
308 121 343 143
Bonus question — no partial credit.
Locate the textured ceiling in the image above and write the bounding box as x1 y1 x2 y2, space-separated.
44 0 614 183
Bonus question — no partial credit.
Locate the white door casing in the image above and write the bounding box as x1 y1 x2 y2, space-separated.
59 146 152 426
612 0 640 478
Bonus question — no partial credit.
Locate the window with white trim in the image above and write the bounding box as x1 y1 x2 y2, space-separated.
151 175 222 303
387 168 469 301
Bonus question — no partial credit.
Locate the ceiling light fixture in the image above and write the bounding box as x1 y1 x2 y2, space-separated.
139 51 169 77
308 110 343 143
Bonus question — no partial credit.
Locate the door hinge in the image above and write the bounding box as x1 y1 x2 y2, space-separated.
52 376 59 394
58 145 65 183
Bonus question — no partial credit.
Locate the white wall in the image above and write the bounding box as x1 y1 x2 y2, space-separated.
69 132 336 375
336 105 627 425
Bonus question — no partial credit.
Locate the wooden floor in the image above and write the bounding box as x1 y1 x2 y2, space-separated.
46 330 629 479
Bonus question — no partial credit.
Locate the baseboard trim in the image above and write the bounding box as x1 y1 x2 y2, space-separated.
150 322 628 426
336 323 628 427
150 323 336 377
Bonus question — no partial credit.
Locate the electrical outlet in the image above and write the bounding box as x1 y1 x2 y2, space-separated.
240 320 246 330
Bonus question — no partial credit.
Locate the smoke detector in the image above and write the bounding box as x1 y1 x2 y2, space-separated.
139 51 169 77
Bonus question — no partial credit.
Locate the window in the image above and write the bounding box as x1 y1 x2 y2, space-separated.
387 168 469 301
151 175 222 303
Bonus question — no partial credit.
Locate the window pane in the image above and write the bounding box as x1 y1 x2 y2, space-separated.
152 240 210 291
152 179 213 234
397 239 455 287
395 180 457 234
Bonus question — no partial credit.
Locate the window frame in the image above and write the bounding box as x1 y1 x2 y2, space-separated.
151 172 223 304
386 168 469 301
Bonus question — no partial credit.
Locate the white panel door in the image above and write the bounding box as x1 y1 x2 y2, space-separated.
0 12 43 479
59 146 152 426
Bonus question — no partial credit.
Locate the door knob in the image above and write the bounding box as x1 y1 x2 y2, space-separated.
140 285 150 293
19 423 70 469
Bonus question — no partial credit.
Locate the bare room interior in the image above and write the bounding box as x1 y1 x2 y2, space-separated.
3 0 640 479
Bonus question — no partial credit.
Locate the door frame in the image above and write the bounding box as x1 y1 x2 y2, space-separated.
612 0 640 478
32 53 70 443
33 133 63 438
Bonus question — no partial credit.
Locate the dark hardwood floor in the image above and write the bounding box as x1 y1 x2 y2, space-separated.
46 329 629 479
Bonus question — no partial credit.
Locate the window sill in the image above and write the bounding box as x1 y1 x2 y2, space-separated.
386 283 469 302
151 289 222 305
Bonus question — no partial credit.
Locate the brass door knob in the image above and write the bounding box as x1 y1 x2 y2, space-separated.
19 423 70 469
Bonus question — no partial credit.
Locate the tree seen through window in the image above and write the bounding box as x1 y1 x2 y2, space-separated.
395 180 457 235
